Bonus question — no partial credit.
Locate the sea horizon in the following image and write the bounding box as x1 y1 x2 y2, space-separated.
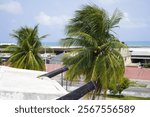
1 41 150 47
125 41 150 47
43 41 150 47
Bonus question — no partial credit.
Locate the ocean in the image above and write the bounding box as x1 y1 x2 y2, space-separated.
42 41 150 47
125 41 150 47
1 41 150 47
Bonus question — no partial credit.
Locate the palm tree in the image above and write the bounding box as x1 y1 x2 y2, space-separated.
7 25 47 71
60 5 127 99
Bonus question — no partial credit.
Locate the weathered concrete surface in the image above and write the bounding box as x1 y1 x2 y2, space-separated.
0 66 68 100
0 91 65 100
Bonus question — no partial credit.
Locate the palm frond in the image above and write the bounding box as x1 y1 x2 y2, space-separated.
109 9 123 29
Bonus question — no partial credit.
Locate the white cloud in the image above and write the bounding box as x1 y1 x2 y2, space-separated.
0 1 22 14
120 12 148 28
35 12 70 26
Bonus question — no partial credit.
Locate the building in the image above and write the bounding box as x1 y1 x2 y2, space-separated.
129 48 150 66
120 48 132 66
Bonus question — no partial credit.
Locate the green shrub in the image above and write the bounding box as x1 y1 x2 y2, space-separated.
143 63 150 68
109 77 130 95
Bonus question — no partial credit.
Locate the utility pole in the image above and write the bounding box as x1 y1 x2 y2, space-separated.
44 46 47 72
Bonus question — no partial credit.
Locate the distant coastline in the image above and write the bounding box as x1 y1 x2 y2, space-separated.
128 46 150 48
42 41 150 47
42 41 150 48
1 41 150 48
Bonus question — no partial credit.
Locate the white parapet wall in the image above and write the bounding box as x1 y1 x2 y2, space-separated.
0 66 68 100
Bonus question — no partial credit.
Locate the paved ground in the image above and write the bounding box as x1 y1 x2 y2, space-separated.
122 79 150 97
52 75 150 98
122 87 150 98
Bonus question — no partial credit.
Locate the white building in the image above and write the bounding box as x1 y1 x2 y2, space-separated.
120 48 132 66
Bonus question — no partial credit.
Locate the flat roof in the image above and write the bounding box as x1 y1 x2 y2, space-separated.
131 57 150 59
129 48 150 56
125 67 150 80
0 66 67 99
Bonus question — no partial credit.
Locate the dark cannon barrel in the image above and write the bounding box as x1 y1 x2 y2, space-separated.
57 81 95 100
38 66 68 78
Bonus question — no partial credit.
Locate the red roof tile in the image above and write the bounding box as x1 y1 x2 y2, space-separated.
46 64 63 72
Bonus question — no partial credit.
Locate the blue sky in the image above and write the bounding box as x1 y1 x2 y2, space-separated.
0 0 150 43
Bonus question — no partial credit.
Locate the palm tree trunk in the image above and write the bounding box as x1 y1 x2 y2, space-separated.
91 90 97 100
57 81 96 100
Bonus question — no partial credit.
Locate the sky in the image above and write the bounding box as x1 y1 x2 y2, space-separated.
0 0 150 43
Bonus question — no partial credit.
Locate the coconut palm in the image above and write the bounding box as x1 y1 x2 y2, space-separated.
7 25 47 71
60 5 127 99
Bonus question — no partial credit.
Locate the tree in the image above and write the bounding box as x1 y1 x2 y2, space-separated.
0 57 2 65
7 25 47 71
60 5 127 99
109 77 130 95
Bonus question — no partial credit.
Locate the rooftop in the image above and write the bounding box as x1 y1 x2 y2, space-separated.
129 48 150 56
0 66 67 100
125 67 150 80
